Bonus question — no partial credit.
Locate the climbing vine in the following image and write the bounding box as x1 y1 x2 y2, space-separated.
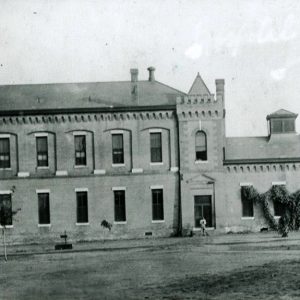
241 185 300 234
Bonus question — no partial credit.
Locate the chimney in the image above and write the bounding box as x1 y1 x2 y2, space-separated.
215 79 225 102
130 68 138 82
147 66 155 82
130 68 138 103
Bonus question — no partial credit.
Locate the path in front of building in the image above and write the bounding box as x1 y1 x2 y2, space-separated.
1 231 300 299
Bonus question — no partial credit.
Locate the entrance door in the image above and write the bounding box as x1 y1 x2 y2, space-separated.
194 195 212 228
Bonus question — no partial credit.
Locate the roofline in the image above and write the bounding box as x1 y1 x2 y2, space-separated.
223 157 300 165
266 114 298 120
0 105 176 117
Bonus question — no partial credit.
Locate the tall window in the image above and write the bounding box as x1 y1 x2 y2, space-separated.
0 193 12 226
76 191 88 223
112 134 124 164
75 135 86 166
195 131 207 161
38 193 50 224
0 138 10 168
241 195 254 217
274 201 285 217
150 132 162 163
114 190 126 222
36 137 48 167
152 189 164 221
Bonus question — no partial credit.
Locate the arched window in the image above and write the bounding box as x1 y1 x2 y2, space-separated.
195 131 207 161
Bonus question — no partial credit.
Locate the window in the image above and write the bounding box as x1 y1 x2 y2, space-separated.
271 119 295 133
36 137 48 167
76 191 88 223
0 193 12 226
114 190 126 222
152 189 164 221
112 134 124 164
38 193 50 225
150 133 162 163
274 201 285 217
75 135 86 166
195 131 207 161
283 119 295 132
241 196 254 217
0 138 10 168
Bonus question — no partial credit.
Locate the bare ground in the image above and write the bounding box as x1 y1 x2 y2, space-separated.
1 233 300 299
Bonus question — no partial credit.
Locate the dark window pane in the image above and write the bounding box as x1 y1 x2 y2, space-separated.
274 201 285 217
152 189 164 220
242 198 254 217
0 138 10 168
195 131 207 161
75 135 86 165
272 120 283 133
77 192 88 223
38 193 50 224
112 134 124 164
150 133 162 162
0 194 12 226
36 137 48 167
283 120 295 132
114 190 126 222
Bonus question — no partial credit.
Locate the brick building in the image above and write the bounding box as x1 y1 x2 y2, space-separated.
0 67 299 243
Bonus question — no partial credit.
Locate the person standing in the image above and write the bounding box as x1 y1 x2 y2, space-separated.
200 217 208 236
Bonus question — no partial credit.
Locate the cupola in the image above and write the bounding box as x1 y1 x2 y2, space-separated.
267 109 298 135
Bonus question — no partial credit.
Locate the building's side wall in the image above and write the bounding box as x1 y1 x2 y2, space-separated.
0 111 180 244
218 164 300 232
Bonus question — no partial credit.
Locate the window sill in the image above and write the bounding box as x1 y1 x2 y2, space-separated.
37 166 50 170
195 160 208 164
38 224 51 227
74 165 88 169
241 217 255 220
152 220 165 223
150 162 164 166
114 221 127 225
0 225 13 229
0 168 12 171
76 222 89 226
112 164 125 167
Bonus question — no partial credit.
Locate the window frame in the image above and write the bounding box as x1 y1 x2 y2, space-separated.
0 191 13 228
113 189 126 223
195 131 207 162
37 190 51 226
74 135 87 166
150 131 163 164
76 189 89 224
0 137 11 169
151 188 164 222
112 133 124 165
36 136 49 168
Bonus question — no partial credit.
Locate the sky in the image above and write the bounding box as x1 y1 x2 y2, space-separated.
0 0 300 137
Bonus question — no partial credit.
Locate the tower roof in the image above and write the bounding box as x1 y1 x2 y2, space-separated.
188 73 211 95
267 109 298 120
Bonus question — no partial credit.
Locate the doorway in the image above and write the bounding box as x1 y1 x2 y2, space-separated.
194 195 212 228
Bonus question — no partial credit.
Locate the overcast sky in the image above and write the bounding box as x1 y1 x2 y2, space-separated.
1 0 300 136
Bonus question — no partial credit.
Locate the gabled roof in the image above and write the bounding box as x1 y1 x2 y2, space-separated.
0 80 186 112
267 109 298 120
188 73 211 95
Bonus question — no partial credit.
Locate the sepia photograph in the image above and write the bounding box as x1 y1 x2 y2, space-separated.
1 0 300 299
